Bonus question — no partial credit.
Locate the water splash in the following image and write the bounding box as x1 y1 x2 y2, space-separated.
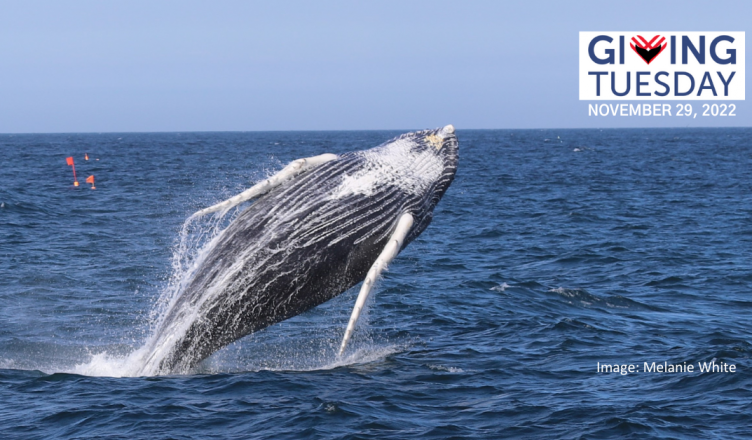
490 282 511 292
60 210 237 377
60 205 398 377
134 211 240 375
63 207 392 376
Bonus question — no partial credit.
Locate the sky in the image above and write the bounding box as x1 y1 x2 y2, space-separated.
0 0 749 132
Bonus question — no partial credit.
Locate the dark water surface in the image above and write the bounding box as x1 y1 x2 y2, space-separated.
1 129 751 439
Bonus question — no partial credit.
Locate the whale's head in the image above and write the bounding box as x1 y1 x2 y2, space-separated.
343 125 459 204
394 124 459 206
400 124 459 167
343 125 459 239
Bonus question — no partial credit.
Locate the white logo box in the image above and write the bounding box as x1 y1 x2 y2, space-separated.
579 32 745 100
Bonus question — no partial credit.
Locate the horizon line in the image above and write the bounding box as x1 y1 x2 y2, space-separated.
1 126 750 135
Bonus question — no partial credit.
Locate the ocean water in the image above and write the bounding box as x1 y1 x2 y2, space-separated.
1 128 750 439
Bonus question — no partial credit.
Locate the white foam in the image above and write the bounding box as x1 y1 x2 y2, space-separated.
490 282 510 292
70 349 145 377
549 287 571 296
59 339 404 377
428 364 465 373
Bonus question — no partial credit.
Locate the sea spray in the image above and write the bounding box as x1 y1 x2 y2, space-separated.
135 209 242 375
66 207 240 377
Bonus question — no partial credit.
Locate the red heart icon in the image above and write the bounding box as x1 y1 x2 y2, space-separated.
630 35 667 64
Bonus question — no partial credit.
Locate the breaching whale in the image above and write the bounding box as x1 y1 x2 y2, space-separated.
139 125 458 374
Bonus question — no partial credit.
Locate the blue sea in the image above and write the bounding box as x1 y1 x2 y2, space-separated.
1 128 750 439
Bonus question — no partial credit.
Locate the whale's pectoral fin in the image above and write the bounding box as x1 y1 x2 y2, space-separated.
339 212 415 356
189 153 338 220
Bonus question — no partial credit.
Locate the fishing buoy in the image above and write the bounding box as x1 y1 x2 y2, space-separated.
66 157 79 187
86 175 96 190
85 153 89 160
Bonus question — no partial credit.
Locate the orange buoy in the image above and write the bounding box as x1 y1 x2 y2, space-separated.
66 157 79 187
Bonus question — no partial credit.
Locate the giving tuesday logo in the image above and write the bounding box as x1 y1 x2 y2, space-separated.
579 32 745 100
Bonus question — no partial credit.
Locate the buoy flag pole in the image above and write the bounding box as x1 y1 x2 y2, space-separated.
66 156 79 187
86 175 96 190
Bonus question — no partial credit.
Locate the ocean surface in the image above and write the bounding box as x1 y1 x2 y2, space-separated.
1 128 750 439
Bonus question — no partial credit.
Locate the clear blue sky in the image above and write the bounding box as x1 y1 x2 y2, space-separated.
0 0 749 132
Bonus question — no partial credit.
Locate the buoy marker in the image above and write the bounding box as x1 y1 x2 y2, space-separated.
86 175 96 190
66 156 79 186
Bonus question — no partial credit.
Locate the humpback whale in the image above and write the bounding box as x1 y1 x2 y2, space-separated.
139 125 458 374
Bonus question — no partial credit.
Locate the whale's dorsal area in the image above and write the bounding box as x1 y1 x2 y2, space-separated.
139 126 459 375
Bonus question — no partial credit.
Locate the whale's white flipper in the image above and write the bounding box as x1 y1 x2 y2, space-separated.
339 212 414 356
190 153 338 220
